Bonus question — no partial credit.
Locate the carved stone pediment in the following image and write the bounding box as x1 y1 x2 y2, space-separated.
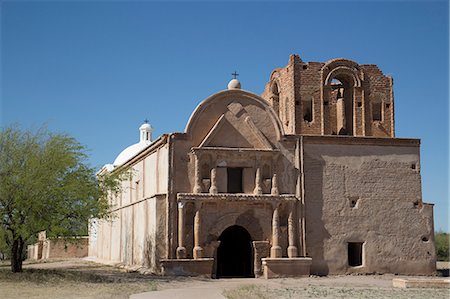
199 101 273 150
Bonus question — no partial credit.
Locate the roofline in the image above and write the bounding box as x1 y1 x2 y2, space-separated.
298 134 420 147
108 134 170 172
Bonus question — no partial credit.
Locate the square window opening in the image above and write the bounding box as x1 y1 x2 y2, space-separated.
348 242 363 267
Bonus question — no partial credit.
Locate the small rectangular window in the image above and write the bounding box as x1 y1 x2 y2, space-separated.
372 103 382 121
303 99 313 122
227 168 243 193
348 242 363 267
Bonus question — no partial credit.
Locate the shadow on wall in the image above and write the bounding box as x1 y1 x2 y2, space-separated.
144 236 153 270
304 151 330 276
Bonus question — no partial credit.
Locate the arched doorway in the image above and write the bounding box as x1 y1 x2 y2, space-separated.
216 225 253 278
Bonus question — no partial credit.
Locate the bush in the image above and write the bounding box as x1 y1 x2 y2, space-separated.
435 231 449 261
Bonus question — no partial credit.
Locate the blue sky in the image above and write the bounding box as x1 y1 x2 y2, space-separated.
1 1 448 231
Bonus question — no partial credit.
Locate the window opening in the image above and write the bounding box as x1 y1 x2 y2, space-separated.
227 168 243 193
303 96 313 122
372 95 382 121
372 103 382 121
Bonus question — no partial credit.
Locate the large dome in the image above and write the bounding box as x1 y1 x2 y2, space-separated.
113 141 151 166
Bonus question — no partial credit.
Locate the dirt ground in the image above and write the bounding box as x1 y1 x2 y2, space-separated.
0 259 448 299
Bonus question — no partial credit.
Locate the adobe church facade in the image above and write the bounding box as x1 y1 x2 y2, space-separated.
89 55 436 278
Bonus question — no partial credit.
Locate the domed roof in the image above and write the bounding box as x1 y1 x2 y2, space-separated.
113 141 151 166
113 121 154 167
140 122 153 131
227 79 241 90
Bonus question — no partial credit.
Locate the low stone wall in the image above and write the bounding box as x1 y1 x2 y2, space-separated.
27 237 88 260
262 257 312 279
43 238 89 259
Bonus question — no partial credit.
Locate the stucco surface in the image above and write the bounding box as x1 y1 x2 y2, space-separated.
89 55 436 278
303 141 435 275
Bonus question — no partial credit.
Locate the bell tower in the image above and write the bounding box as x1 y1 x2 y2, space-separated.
261 54 395 137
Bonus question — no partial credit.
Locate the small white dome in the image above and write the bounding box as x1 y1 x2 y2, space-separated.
140 123 153 131
227 79 241 90
113 121 154 166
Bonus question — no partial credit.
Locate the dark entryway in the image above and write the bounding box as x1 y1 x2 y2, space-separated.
227 167 243 193
348 242 363 267
216 225 253 278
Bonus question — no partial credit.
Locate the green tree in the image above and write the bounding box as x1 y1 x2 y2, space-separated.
435 231 449 262
0 126 126 272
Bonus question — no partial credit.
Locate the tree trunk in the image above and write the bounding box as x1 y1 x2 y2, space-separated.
11 237 24 273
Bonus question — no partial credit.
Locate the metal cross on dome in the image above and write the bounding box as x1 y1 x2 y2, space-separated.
231 71 239 79
144 119 149 124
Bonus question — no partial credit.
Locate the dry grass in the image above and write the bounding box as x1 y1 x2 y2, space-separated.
1 260 449 299
0 263 157 299
223 284 450 299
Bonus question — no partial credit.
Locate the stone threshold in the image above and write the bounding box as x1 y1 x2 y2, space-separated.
392 278 450 288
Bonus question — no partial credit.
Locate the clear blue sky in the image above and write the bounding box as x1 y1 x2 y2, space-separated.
1 1 448 231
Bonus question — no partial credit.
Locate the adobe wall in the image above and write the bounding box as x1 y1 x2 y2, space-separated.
28 236 88 260
42 238 88 259
302 136 436 275
93 141 169 273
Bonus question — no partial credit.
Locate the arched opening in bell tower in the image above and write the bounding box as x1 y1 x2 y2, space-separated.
329 75 355 135
270 82 280 118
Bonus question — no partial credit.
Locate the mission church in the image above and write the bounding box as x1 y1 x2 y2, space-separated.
89 55 436 278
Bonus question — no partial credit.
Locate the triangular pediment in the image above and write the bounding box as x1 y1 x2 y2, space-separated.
199 102 273 149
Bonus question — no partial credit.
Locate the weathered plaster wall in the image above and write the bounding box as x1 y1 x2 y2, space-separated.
28 237 88 260
92 143 169 272
166 90 298 259
90 55 434 278
303 137 436 275
43 238 88 259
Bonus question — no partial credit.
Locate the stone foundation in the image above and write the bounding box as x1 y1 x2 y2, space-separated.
262 257 312 279
160 258 214 277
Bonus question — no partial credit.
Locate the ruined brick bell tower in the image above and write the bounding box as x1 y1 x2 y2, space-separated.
262 54 395 137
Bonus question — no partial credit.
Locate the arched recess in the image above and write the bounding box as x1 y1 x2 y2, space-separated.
216 225 254 278
322 59 363 136
270 80 280 118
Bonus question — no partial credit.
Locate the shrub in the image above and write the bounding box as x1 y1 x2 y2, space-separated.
435 231 449 261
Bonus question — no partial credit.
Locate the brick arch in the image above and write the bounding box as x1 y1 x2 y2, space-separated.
324 66 362 88
209 210 265 242
320 59 364 136
322 58 363 87
269 78 281 118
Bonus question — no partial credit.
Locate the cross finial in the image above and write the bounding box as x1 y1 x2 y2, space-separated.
144 119 149 124
231 71 239 79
